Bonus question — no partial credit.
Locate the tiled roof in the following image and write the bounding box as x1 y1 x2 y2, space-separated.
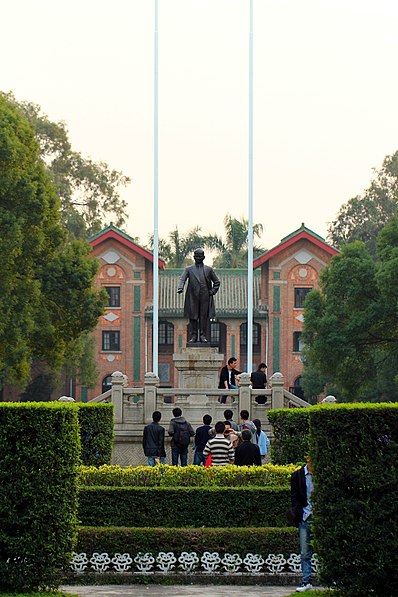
147 269 267 318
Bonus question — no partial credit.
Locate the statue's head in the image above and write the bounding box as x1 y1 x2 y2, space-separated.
193 248 205 264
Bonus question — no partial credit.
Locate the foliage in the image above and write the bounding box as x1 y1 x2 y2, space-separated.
328 151 398 258
309 403 398 596
303 226 398 401
76 525 298 559
78 486 290 528
0 94 106 387
267 409 311 465
0 402 80 591
210 214 265 268
149 226 215 268
0 593 80 597
1 92 130 238
78 463 295 487
77 403 114 466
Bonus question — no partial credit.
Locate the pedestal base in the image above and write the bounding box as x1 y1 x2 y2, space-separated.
173 347 224 390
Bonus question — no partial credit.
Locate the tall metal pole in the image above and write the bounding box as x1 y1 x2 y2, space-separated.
152 0 159 375
247 0 254 373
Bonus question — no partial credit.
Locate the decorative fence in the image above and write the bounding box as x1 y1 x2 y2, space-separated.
71 550 318 577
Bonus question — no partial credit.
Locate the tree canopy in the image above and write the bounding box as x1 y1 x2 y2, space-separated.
303 220 398 402
1 92 130 238
210 214 264 268
327 151 398 258
0 94 106 388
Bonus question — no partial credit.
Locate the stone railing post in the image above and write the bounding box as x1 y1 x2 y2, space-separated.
238 373 252 417
111 371 125 424
144 372 160 423
270 372 285 409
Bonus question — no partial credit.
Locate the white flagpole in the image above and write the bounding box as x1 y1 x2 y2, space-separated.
153 0 159 376
247 0 254 374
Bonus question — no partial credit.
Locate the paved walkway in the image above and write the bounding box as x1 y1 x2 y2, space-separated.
61 585 299 597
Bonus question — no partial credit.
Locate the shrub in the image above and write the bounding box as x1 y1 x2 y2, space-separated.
310 403 398 596
78 486 290 527
0 402 80 591
77 403 113 466
78 463 295 488
76 525 299 556
268 408 311 464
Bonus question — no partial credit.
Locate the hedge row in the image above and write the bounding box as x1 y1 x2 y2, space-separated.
78 486 291 528
77 403 114 466
310 403 398 596
78 463 295 488
76 525 299 556
0 402 80 591
267 407 311 464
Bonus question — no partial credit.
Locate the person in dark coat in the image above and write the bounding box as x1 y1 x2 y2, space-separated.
234 429 261 466
290 455 314 592
251 362 268 404
193 414 213 465
218 357 241 404
143 411 166 466
177 248 220 343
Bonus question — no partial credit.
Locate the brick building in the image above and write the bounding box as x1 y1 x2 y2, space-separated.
82 223 337 401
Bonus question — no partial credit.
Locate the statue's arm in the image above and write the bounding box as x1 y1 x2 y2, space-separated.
210 269 220 295
177 269 188 293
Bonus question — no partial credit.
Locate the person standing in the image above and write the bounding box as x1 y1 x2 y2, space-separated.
168 407 195 466
142 411 166 466
239 409 258 444
177 248 220 343
203 421 235 466
291 455 314 592
253 418 271 462
234 429 261 466
193 414 213 465
250 363 268 404
218 357 241 404
223 408 238 431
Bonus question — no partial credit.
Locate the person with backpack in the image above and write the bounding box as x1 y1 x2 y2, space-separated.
168 407 195 466
239 409 258 444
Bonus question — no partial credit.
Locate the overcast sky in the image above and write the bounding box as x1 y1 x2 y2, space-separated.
2 0 398 254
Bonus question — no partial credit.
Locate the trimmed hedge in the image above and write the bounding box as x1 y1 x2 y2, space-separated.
0 402 80 591
310 403 398 596
77 403 114 466
78 463 294 488
268 407 311 464
76 525 299 556
78 486 291 527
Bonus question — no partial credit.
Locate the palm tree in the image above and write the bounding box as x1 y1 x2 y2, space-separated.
210 214 264 268
149 226 213 268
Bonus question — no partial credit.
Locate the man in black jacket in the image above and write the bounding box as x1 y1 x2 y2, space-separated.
218 357 241 404
234 429 261 466
143 411 166 466
290 456 314 592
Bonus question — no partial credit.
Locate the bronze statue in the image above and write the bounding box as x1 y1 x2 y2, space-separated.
177 248 220 343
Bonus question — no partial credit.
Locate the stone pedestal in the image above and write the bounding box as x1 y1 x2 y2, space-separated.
173 347 224 390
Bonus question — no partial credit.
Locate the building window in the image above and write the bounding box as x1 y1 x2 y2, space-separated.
159 321 174 345
105 286 120 307
158 363 170 383
102 375 113 393
293 331 304 352
102 331 120 351
240 322 261 348
294 287 312 308
210 321 226 353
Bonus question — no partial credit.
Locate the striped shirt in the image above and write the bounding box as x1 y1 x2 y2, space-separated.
203 434 234 466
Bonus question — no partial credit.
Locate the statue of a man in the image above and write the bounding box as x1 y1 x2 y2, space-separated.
177 248 220 343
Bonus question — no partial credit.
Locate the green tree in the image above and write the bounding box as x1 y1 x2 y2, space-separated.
210 214 264 268
0 94 106 388
150 226 214 268
303 226 398 401
1 92 130 238
328 151 398 258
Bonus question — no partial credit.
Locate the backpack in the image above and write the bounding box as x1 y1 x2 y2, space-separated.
173 421 190 447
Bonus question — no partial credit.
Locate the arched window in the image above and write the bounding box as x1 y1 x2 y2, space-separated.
293 376 304 400
240 322 261 348
102 375 112 394
159 320 174 353
210 321 226 353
